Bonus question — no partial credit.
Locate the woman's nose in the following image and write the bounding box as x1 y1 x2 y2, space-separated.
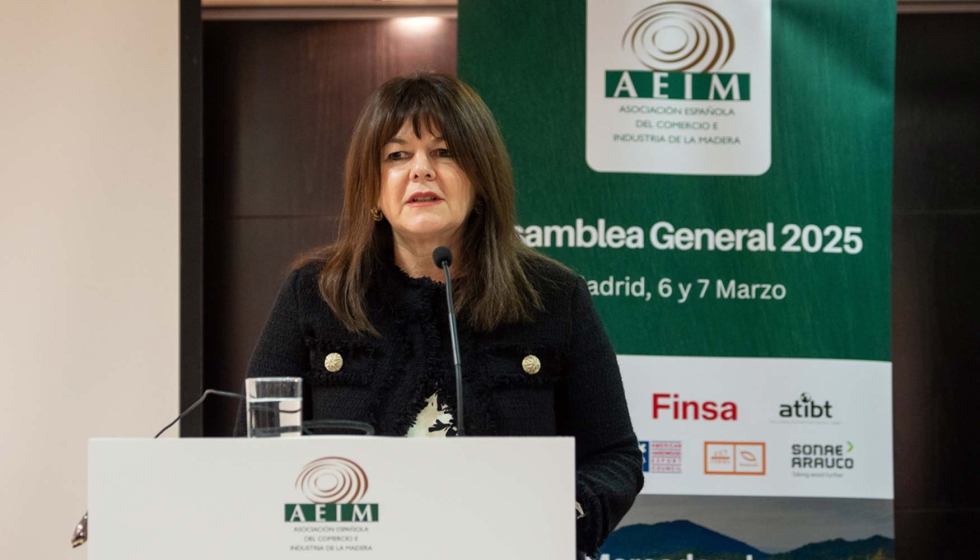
411 153 436 181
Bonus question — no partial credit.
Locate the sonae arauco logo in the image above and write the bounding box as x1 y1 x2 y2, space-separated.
779 392 833 420
792 442 855 470
606 2 749 101
285 457 379 523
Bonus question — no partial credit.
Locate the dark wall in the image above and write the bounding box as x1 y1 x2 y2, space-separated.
199 13 979 557
892 13 980 555
201 19 458 437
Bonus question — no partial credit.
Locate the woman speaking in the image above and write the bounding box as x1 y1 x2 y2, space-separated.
243 72 643 557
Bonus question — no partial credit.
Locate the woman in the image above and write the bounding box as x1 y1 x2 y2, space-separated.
243 72 643 557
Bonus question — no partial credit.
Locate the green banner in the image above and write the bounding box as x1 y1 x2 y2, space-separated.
460 0 895 557
460 0 892 360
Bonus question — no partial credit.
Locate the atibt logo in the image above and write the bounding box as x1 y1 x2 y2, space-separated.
779 392 834 420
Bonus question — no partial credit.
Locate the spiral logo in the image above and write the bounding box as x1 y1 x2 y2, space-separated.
622 2 735 73
295 457 369 504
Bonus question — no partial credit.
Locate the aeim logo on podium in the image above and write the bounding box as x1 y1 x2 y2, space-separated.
284 457 379 523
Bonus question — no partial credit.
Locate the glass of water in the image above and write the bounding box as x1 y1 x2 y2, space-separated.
245 377 303 438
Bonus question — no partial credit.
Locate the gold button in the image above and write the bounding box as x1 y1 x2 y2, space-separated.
522 355 541 375
324 352 343 373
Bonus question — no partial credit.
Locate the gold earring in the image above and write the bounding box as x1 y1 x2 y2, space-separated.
370 207 383 222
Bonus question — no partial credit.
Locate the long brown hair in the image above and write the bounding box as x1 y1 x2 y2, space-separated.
300 73 544 335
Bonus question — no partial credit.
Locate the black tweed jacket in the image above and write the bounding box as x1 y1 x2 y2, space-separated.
242 254 643 555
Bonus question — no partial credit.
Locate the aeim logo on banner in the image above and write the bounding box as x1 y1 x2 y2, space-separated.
607 2 749 101
640 440 683 473
586 0 771 174
653 393 738 420
285 457 379 525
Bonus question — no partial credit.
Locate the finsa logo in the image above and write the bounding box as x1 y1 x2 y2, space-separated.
607 1 749 100
285 457 379 524
653 393 737 421
779 392 834 420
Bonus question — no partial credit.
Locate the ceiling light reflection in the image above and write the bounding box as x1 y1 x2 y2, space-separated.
392 17 444 36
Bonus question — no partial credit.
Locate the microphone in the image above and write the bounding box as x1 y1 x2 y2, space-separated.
433 246 465 436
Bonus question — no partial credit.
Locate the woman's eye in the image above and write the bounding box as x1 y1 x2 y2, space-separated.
434 148 452 158
386 151 408 161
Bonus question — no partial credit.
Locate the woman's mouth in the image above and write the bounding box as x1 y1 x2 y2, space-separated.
407 193 442 207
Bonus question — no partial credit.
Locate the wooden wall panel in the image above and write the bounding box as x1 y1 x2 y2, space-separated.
202 18 457 436
892 13 980 557
893 16 980 213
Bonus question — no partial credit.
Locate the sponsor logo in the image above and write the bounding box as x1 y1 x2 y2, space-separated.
704 442 766 475
791 442 855 472
606 2 749 101
285 457 379 523
640 440 682 473
777 392 836 423
653 393 738 420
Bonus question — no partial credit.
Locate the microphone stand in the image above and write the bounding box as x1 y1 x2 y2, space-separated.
435 247 466 436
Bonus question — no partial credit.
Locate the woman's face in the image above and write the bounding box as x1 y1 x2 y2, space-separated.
378 119 474 247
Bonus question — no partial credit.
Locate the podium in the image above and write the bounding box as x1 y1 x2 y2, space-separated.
88 437 575 559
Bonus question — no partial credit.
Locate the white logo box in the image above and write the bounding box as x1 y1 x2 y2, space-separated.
586 0 772 175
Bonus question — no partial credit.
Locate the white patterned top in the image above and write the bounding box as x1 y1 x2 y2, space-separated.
406 393 457 437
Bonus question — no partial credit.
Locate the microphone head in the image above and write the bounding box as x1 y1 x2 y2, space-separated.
432 246 453 268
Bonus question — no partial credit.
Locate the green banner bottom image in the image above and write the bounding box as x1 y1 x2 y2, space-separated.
601 495 894 560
